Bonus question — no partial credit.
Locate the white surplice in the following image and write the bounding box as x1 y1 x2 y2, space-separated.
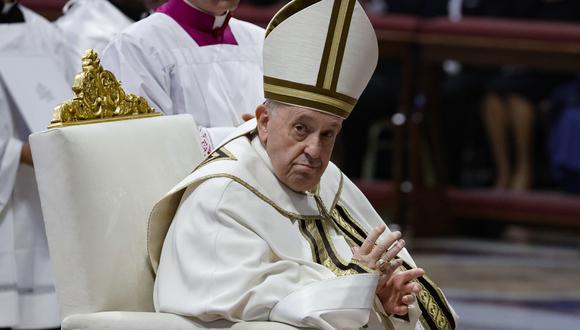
152 120 457 330
100 12 264 150
55 0 134 67
0 6 76 329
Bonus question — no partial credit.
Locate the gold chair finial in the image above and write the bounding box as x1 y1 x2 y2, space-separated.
49 49 160 128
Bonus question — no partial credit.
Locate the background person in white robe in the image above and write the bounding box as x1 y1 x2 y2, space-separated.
100 0 264 155
0 1 76 328
151 0 457 328
55 0 154 68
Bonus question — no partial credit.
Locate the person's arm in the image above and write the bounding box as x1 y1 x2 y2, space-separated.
154 178 379 329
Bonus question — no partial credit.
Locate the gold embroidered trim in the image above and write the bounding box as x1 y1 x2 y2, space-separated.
265 0 321 37
195 148 237 171
329 207 365 247
265 76 358 104
317 0 341 89
330 0 355 91
194 174 322 222
264 82 353 116
322 0 355 90
416 280 454 330
401 261 455 330
294 194 375 276
298 217 365 276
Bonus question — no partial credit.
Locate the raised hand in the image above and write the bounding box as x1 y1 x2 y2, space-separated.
376 266 424 316
351 225 405 272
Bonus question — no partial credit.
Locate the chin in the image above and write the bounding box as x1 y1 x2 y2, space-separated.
287 175 318 192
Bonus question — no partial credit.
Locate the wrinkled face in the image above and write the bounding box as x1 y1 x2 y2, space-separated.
188 0 239 15
256 102 343 192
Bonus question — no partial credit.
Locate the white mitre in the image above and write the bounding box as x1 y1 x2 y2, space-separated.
263 0 378 119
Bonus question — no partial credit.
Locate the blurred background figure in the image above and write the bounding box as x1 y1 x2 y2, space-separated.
55 0 157 66
480 0 580 191
546 77 580 194
0 1 76 329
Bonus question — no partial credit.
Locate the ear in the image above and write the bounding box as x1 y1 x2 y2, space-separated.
255 104 269 144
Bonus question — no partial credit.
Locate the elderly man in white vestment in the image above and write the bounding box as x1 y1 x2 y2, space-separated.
151 0 458 329
0 1 76 328
101 0 264 155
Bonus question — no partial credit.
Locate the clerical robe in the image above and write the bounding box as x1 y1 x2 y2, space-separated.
101 0 264 153
0 5 76 329
55 0 134 66
152 120 457 330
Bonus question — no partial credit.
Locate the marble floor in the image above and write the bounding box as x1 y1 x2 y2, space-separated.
411 235 580 330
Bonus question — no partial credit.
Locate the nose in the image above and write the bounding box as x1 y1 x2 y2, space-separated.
304 135 322 161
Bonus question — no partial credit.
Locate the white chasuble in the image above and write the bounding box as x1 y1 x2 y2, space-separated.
152 120 457 330
100 13 265 150
0 6 75 329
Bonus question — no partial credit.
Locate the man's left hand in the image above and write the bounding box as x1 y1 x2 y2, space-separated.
376 266 424 316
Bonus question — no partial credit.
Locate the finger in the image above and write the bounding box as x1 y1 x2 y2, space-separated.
391 304 409 316
359 225 386 255
380 258 402 277
380 230 402 247
368 240 390 261
380 239 405 263
393 268 425 289
399 281 422 295
401 294 416 305
369 231 401 260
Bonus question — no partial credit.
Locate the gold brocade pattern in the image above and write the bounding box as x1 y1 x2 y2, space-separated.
329 207 365 247
49 49 159 128
401 262 455 330
295 195 374 276
417 284 454 330
298 218 366 276
300 220 359 276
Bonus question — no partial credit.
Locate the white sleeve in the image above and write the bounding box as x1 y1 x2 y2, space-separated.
155 178 379 329
0 104 22 214
100 33 173 115
198 126 238 155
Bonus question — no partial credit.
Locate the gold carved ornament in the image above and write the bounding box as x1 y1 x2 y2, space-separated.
49 49 160 128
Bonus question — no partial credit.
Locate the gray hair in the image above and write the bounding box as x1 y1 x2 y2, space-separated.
264 99 292 118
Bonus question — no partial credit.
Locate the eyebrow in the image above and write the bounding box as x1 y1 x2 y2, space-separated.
293 114 341 130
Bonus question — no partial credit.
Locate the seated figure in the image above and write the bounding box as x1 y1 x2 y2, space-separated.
149 0 457 329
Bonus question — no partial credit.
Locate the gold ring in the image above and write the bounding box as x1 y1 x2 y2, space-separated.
377 258 386 271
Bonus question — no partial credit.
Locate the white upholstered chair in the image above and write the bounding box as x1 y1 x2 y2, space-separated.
28 50 298 330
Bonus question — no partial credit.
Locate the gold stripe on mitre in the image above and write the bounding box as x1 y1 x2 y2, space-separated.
317 0 356 91
264 76 356 118
265 0 322 37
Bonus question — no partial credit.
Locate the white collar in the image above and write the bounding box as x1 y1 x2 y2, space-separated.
183 0 229 29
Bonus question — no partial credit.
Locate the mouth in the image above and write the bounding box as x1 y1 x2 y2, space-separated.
293 164 321 172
